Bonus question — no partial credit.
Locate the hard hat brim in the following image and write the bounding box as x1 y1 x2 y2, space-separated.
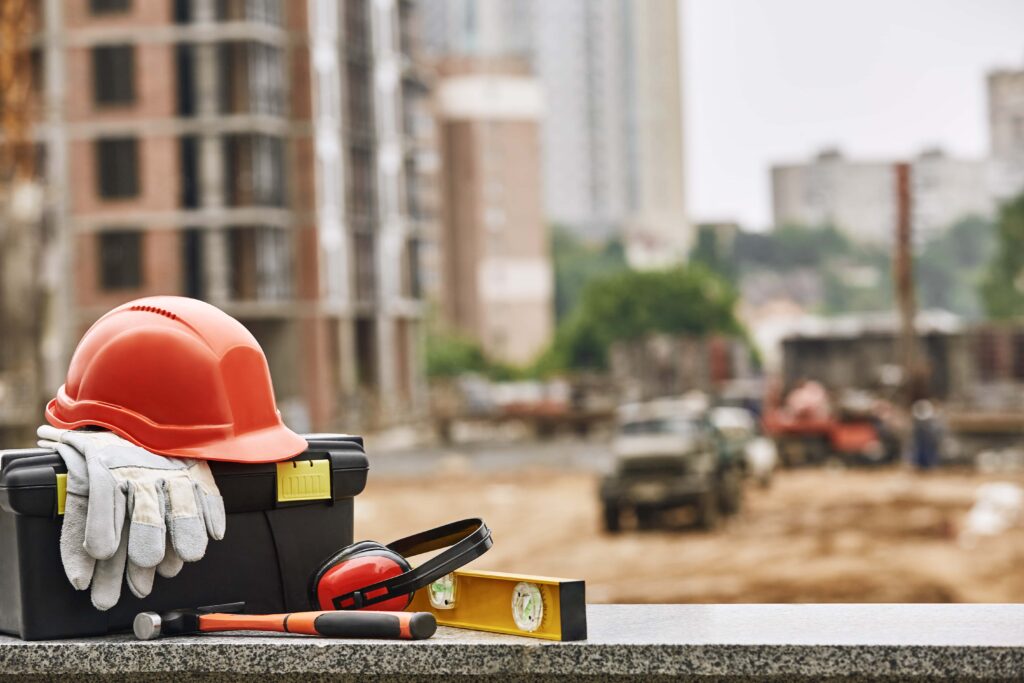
46 398 308 463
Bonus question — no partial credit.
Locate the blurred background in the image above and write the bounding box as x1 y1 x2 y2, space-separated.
2 0 1024 603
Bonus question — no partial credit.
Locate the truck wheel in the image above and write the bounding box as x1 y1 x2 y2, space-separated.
636 507 659 530
696 493 719 530
718 468 743 515
603 502 622 533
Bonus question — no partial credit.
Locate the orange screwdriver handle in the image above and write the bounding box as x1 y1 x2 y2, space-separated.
198 610 436 640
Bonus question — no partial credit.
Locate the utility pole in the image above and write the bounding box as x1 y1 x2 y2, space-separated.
893 162 920 406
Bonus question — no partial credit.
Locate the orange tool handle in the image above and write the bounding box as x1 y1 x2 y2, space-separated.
197 611 436 640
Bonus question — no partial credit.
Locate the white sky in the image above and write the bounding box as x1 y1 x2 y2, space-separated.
682 0 1024 229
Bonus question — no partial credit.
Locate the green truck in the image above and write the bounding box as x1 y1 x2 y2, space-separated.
600 398 744 532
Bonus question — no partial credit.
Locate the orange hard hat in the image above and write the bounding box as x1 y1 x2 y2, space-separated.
46 296 307 463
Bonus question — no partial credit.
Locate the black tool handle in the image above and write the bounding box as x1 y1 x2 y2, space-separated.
311 611 437 640
197 610 437 640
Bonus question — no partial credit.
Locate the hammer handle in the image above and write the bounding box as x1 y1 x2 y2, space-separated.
198 611 436 640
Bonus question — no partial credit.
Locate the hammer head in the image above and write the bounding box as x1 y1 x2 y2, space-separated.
133 602 246 640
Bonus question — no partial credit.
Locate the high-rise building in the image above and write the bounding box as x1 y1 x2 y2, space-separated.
421 0 690 267
434 58 554 364
619 0 689 268
772 148 992 246
911 149 991 244
988 60 1024 201
15 0 430 435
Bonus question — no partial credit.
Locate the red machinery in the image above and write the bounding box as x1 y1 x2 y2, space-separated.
762 381 896 466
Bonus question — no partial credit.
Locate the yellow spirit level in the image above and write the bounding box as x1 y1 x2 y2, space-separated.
408 569 586 641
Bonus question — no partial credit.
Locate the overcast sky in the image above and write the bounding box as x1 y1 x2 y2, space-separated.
682 0 1024 229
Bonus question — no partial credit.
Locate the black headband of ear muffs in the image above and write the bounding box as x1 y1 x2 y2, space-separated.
316 518 492 610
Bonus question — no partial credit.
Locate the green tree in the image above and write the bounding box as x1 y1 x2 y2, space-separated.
916 214 995 318
733 223 850 271
550 226 628 322
690 224 737 282
424 329 489 379
541 265 743 371
425 326 526 380
981 192 1024 319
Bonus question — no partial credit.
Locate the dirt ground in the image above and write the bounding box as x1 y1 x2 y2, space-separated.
356 466 1024 604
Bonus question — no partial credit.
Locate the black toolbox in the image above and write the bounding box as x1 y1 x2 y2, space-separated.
0 434 368 640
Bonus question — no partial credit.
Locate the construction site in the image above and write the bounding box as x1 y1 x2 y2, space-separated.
361 454 1024 604
2 0 1024 613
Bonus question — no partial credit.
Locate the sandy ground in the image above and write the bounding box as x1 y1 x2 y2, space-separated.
356 466 1024 604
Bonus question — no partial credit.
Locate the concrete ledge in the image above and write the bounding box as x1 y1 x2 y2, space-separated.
1 604 1022 681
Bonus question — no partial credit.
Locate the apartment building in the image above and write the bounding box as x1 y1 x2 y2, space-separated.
435 58 553 365
911 149 991 244
772 148 992 246
989 60 1024 201
17 0 429 434
421 0 691 267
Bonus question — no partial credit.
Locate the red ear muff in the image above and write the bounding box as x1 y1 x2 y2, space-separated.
310 519 492 612
310 542 413 612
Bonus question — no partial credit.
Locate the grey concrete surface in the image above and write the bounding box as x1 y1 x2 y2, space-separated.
1 604 1022 680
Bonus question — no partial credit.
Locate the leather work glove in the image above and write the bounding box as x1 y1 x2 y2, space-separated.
37 426 226 610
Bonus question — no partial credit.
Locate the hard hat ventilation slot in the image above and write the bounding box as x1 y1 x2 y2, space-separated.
128 304 179 321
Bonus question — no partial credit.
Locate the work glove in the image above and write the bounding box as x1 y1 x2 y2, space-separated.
37 426 226 610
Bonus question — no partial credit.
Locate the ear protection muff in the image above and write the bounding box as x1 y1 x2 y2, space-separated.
310 518 492 612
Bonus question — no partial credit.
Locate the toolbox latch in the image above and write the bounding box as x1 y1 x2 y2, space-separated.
56 473 67 516
276 460 332 503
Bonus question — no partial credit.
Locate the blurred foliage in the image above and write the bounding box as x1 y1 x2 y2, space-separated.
425 326 526 381
424 328 490 379
700 219 995 319
733 224 852 270
917 214 995 318
981 192 1024 320
690 225 738 281
538 265 743 372
550 225 628 322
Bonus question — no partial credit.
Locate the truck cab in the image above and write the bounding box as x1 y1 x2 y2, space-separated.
600 398 743 532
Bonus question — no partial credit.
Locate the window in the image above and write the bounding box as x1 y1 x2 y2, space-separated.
182 228 205 299
173 0 191 23
92 45 134 106
98 231 142 290
216 0 281 24
90 0 130 14
348 145 376 218
179 136 199 208
30 48 44 94
217 42 284 115
96 137 139 198
223 134 284 207
354 316 377 388
353 231 376 302
226 225 291 301
176 44 196 115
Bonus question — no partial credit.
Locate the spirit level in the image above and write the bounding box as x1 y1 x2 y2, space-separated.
408 569 586 641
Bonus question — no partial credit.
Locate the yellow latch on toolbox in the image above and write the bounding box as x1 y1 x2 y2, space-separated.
56 473 67 516
276 460 331 503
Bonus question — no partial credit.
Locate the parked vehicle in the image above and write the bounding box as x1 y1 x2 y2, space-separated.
709 406 778 487
763 382 899 467
600 398 743 532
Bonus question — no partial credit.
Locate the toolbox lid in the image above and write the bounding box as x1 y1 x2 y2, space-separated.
0 434 368 518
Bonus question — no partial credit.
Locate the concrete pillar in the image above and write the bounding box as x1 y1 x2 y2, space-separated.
41 0 71 394
371 0 403 418
193 0 229 304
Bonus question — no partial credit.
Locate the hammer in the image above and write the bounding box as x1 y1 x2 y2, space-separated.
133 603 436 641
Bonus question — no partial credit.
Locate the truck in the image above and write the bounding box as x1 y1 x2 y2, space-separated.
599 398 743 532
